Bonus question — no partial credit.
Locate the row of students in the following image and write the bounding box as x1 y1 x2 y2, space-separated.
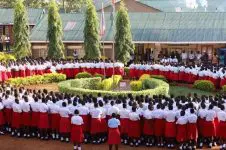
1 86 226 149
0 59 124 81
129 63 226 88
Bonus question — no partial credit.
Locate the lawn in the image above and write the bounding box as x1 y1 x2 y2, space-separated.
169 85 216 97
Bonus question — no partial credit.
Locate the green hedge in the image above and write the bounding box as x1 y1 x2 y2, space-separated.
100 75 122 91
93 73 105 79
124 67 129 76
193 80 215 92
75 72 92 79
58 78 169 97
142 78 157 90
7 73 66 86
0 52 16 62
139 74 151 81
130 81 142 91
71 77 102 90
221 85 226 93
151 75 167 82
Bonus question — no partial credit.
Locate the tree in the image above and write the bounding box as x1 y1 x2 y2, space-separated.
83 0 101 59
0 0 48 8
115 1 134 64
47 0 65 59
13 0 31 59
60 0 86 12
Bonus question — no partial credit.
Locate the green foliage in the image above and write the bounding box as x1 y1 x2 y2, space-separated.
100 75 122 91
130 81 142 91
58 78 169 97
47 0 65 59
0 52 16 62
83 0 101 59
221 85 226 93
61 0 86 12
124 67 129 76
151 75 167 82
0 0 48 8
13 0 31 59
7 73 66 87
142 78 157 90
193 80 215 92
115 1 134 64
75 72 92 79
94 73 105 79
139 74 151 81
71 77 102 90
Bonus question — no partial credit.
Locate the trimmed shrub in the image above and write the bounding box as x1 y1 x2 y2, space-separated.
193 80 215 92
124 67 129 76
130 81 142 91
58 78 169 97
139 74 151 81
221 85 226 93
100 75 122 90
151 75 167 82
71 77 102 90
142 78 157 90
112 75 122 88
7 73 66 87
75 72 92 79
0 52 16 62
93 73 105 79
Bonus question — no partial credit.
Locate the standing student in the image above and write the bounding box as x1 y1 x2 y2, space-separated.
71 109 84 150
119 103 130 144
217 105 226 150
38 98 49 140
59 102 71 142
2 94 13 132
49 98 60 140
187 108 198 149
11 98 22 137
0 98 5 135
30 97 40 137
21 96 31 138
108 113 121 150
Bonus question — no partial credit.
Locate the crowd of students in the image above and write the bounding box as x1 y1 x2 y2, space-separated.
0 84 226 150
0 58 124 82
129 63 226 88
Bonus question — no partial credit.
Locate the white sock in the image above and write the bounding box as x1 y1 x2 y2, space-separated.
223 144 226 148
73 146 77 150
77 147 81 150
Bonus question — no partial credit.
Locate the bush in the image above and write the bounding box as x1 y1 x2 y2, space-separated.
124 67 129 76
221 85 226 93
130 81 142 91
0 52 16 62
100 75 122 91
75 72 92 79
139 74 151 81
7 73 66 87
151 75 167 82
93 73 105 79
71 77 102 90
58 78 169 97
193 80 215 92
142 78 157 90
112 75 122 88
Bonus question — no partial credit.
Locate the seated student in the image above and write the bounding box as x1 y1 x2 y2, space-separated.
128 106 141 147
71 109 84 150
0 98 5 135
59 102 71 142
176 110 188 150
108 113 121 150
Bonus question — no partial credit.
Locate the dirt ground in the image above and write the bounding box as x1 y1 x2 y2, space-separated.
24 83 59 92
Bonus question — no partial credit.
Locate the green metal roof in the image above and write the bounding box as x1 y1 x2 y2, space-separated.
137 0 226 12
0 8 45 25
30 12 226 43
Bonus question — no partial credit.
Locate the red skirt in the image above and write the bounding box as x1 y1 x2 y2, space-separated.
31 112 39 127
2 71 7 81
14 71 20 78
4 108 12 124
100 118 107 133
178 72 185 81
90 118 101 134
214 117 220 137
165 121 176 138
25 69 32 77
81 115 90 132
0 111 5 125
128 120 141 138
154 119 165 137
59 117 71 133
129 69 135 78
217 121 226 139
203 120 216 137
143 119 154 136
198 118 204 136
38 112 49 129
73 68 80 76
187 123 198 141
19 70 26 77
108 128 121 145
22 112 31 126
6 71 12 79
12 112 22 129
50 113 60 130
176 124 187 142
120 118 129 134
71 124 84 143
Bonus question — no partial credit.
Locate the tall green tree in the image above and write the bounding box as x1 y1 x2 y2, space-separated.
0 0 48 8
13 0 31 59
47 0 65 59
84 0 100 59
115 1 134 64
61 0 86 12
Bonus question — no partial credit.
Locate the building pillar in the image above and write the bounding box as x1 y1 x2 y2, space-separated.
154 43 161 60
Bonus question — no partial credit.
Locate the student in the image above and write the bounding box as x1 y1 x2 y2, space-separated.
21 96 31 138
176 110 188 150
71 109 84 150
99 101 107 143
3 94 13 132
59 102 71 142
30 97 40 137
49 98 60 140
187 108 198 149
11 98 22 137
38 98 49 140
217 105 226 150
108 113 121 150
128 106 141 147
119 103 130 144
0 98 5 135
